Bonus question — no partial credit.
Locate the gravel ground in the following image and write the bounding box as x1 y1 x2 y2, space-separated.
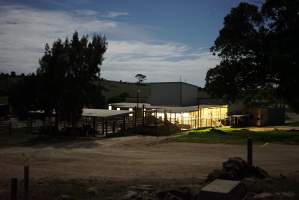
0 135 299 184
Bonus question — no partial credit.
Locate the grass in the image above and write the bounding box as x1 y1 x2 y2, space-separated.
175 127 299 144
0 96 8 104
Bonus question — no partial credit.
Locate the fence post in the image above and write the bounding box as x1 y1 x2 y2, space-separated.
155 109 158 137
247 138 253 166
112 121 115 134
11 178 18 200
105 120 108 136
134 106 137 128
24 165 29 200
9 121 12 136
102 119 105 135
123 116 126 134
93 117 96 136
164 110 167 125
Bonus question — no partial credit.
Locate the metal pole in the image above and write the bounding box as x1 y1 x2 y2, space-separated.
11 178 18 200
24 165 29 200
123 116 126 134
9 120 12 135
93 117 96 136
247 138 253 166
155 109 158 137
197 105 200 128
102 118 105 135
134 106 137 128
142 104 145 127
164 110 167 125
105 120 108 136
112 121 115 134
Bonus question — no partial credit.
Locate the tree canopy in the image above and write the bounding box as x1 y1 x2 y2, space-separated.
36 31 107 125
135 74 146 84
206 0 299 111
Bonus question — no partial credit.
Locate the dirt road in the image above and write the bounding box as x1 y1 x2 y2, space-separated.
1 136 299 183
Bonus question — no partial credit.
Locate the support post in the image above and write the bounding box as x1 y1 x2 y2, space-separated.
9 121 12 135
197 105 200 128
112 121 115 134
11 178 18 200
93 117 96 136
134 106 137 128
105 120 108 136
123 116 126 134
24 165 29 200
155 109 158 137
102 118 105 135
164 110 167 125
142 104 145 127
247 138 253 166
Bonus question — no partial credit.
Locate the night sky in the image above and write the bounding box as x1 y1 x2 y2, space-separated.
0 0 253 86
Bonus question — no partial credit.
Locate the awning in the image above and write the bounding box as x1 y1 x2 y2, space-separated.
82 108 132 118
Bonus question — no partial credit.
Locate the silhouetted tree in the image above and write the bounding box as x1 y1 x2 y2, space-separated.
206 0 299 111
10 71 16 77
37 31 107 128
135 74 146 84
9 74 40 119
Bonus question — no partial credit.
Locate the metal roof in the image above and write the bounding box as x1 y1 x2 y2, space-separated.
109 102 151 108
109 102 227 113
82 108 132 118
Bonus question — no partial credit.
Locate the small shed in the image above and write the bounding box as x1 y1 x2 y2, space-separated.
81 108 133 135
28 109 133 136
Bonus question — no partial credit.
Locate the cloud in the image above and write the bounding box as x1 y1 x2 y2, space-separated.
0 4 147 73
0 4 219 86
102 41 219 86
106 11 129 18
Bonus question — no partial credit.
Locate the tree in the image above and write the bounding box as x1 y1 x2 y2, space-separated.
135 74 146 84
37 31 107 128
206 0 299 111
9 74 41 119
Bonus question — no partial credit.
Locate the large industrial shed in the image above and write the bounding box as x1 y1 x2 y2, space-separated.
101 80 199 107
148 82 198 106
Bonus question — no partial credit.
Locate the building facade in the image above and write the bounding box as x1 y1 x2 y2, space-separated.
147 82 198 106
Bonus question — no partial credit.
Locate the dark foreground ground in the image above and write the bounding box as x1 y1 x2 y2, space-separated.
0 131 299 199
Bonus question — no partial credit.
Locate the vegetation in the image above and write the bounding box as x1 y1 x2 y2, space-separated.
37 31 107 126
206 0 299 111
175 127 299 144
9 32 107 128
135 73 146 84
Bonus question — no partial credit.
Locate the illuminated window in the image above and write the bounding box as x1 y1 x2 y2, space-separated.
129 108 133 117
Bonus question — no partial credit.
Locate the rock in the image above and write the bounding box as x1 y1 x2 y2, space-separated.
156 187 193 200
129 185 155 192
86 186 98 196
55 194 74 200
206 157 269 182
281 191 295 198
163 193 182 200
206 169 224 182
122 190 138 200
249 166 269 179
223 157 247 171
253 192 274 200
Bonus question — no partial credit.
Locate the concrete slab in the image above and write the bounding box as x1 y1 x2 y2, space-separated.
200 179 246 200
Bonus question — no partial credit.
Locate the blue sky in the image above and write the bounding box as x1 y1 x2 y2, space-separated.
0 0 251 86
